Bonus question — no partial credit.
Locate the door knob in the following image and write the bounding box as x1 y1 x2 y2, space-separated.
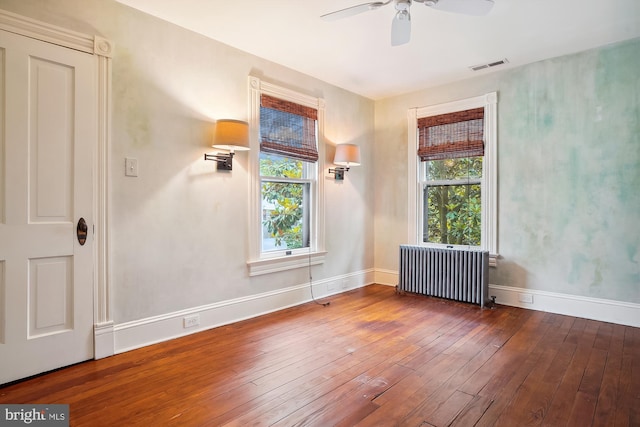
77 217 88 245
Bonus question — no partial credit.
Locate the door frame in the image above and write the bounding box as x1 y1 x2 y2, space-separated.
0 9 114 358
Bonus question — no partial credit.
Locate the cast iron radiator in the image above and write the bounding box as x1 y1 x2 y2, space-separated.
398 245 489 307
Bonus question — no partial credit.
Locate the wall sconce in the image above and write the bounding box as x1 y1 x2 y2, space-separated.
204 119 250 170
329 143 361 180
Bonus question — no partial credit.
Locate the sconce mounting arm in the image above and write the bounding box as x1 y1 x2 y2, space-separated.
204 152 234 170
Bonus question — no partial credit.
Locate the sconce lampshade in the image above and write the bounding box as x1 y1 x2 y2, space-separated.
212 119 250 151
334 143 361 166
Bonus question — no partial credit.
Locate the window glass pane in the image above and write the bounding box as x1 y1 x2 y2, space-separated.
260 153 303 179
423 183 481 246
262 181 310 251
426 157 483 181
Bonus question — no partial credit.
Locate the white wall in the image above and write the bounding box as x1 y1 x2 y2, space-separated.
0 0 375 335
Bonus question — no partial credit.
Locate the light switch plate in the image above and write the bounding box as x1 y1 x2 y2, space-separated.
125 158 138 177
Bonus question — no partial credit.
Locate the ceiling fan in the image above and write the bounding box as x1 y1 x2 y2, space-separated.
321 0 494 46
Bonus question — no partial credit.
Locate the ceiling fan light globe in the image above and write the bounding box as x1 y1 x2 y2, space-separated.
395 0 411 11
391 9 411 45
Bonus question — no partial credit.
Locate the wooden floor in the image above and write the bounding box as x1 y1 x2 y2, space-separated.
1 285 638 426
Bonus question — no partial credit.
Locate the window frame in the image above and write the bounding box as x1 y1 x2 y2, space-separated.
247 76 326 276
407 92 498 265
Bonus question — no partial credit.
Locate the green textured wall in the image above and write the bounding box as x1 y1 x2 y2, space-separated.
494 38 640 303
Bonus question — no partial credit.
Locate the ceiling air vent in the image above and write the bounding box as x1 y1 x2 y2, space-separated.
470 58 509 72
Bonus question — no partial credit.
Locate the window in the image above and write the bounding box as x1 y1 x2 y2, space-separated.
408 93 497 265
422 157 483 246
260 94 317 253
248 77 326 275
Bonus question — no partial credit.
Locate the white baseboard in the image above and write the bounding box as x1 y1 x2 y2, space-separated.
372 269 639 327
112 269 374 354
489 284 640 328
105 269 637 356
374 269 398 287
94 321 115 359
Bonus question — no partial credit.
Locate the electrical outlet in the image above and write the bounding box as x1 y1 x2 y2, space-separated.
341 279 348 289
518 293 533 304
327 281 336 291
183 314 200 328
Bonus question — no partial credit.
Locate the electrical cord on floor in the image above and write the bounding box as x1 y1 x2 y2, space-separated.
309 247 330 307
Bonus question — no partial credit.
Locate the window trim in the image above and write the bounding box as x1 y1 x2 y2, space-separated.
247 76 326 276
408 92 498 265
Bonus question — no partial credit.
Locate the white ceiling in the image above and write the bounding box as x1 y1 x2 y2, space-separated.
115 0 639 100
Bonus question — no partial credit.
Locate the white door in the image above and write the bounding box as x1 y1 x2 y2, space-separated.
0 30 95 384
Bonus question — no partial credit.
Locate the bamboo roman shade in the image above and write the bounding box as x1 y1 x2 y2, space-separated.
260 94 319 162
417 107 485 161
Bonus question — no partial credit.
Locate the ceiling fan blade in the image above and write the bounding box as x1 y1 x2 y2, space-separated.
426 0 494 16
391 10 411 46
321 1 390 21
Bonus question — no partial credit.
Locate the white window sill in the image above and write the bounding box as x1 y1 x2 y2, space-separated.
247 251 327 276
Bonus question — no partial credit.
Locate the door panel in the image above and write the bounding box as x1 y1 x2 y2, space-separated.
29 256 73 337
0 30 95 385
30 57 74 222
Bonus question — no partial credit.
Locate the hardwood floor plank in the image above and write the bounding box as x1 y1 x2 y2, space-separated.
449 395 494 427
474 320 565 426
593 322 614 350
567 391 598 427
424 390 475 427
354 374 430 425
456 307 537 396
578 347 608 396
491 341 574 426
563 317 587 345
592 323 624 426
332 401 380 427
473 311 551 399
614 326 640 426
541 317 601 426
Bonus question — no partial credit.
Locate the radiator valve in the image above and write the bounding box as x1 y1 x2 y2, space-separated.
489 295 497 309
